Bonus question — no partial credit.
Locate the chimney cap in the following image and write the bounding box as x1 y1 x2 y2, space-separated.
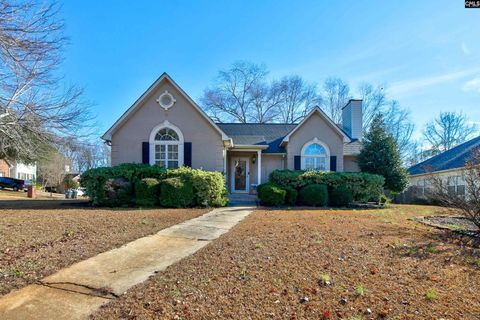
341 99 362 110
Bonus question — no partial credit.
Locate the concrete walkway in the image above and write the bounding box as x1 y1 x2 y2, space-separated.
0 205 255 320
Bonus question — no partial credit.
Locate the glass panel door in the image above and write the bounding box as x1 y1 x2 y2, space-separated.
232 158 249 192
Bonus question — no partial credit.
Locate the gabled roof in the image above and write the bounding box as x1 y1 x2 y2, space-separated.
408 136 480 175
280 107 351 145
101 73 229 141
217 123 297 153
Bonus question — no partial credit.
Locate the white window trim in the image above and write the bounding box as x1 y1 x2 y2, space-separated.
300 137 330 171
156 90 176 110
149 120 184 167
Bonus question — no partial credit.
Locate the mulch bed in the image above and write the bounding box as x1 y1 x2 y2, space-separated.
92 205 480 320
0 206 208 296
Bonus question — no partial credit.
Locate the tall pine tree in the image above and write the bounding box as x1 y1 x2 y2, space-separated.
358 113 408 193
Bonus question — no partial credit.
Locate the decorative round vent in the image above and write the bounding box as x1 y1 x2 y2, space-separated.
156 90 176 110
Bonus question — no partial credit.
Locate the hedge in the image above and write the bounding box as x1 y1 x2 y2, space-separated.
298 184 328 206
257 183 286 206
135 178 160 207
269 170 384 203
329 185 353 207
160 177 194 208
80 164 228 208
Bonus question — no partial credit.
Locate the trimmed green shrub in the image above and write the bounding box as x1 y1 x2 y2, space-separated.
257 183 286 206
284 186 298 206
103 177 134 207
329 185 353 207
135 178 160 207
160 177 194 208
298 184 328 207
80 164 227 208
269 170 384 203
168 167 228 207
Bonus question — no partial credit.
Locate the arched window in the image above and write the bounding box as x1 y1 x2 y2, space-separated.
149 121 184 168
301 139 330 171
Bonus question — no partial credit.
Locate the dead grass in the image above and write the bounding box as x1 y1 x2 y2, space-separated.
0 204 208 296
93 205 480 320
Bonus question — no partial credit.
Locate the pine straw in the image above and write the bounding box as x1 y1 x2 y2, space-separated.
0 206 208 296
93 205 480 320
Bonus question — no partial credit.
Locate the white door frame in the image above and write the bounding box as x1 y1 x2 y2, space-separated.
230 157 250 193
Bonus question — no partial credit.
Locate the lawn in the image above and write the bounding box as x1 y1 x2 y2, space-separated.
0 204 208 296
93 205 480 320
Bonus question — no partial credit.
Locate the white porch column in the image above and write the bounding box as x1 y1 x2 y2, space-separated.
223 148 227 181
257 150 262 185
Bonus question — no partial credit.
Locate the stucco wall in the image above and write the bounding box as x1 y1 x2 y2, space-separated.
343 156 360 172
262 154 285 183
286 113 344 171
110 79 224 171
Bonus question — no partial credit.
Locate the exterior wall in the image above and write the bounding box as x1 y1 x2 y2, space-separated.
343 156 360 172
9 162 37 180
286 113 344 171
110 79 224 171
0 160 10 177
261 154 285 183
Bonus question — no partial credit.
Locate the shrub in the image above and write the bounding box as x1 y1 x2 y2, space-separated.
81 164 227 208
135 178 160 207
329 185 353 207
257 183 286 206
103 177 134 207
298 184 328 207
160 177 194 208
269 170 384 203
379 194 390 205
168 167 228 207
284 186 298 206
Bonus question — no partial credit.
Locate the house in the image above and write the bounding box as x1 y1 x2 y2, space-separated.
0 160 37 181
102 73 363 194
405 135 480 200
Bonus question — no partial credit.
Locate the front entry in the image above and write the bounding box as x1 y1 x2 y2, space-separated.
230 157 249 193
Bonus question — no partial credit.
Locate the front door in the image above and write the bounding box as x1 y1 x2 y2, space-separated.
231 157 249 193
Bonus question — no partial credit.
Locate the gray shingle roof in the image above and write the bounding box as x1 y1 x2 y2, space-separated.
216 123 297 153
408 135 480 175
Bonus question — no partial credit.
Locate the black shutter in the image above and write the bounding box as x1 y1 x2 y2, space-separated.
330 156 337 172
184 142 192 167
142 142 149 164
294 155 301 170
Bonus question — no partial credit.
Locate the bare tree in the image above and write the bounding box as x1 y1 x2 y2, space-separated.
383 100 415 161
0 0 93 163
321 77 351 123
201 61 269 123
424 112 477 155
359 83 387 131
56 137 110 172
37 151 67 195
275 75 321 123
430 150 480 231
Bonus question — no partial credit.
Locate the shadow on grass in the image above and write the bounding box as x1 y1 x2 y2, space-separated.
0 199 91 209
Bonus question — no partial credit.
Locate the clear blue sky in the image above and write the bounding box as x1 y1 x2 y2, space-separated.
59 0 480 140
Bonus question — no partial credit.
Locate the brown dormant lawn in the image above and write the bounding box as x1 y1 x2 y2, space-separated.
93 205 480 320
0 203 208 296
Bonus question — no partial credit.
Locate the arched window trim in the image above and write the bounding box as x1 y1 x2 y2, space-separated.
300 138 330 171
149 120 184 168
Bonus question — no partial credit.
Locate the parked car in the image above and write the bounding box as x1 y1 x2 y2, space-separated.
76 188 86 197
0 177 25 191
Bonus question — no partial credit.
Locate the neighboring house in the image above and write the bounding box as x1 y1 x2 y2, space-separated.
102 73 363 194
404 136 480 201
0 160 37 181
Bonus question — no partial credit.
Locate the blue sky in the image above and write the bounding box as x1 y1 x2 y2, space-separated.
59 0 480 140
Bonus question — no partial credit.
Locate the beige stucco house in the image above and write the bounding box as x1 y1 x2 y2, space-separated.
102 73 363 193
